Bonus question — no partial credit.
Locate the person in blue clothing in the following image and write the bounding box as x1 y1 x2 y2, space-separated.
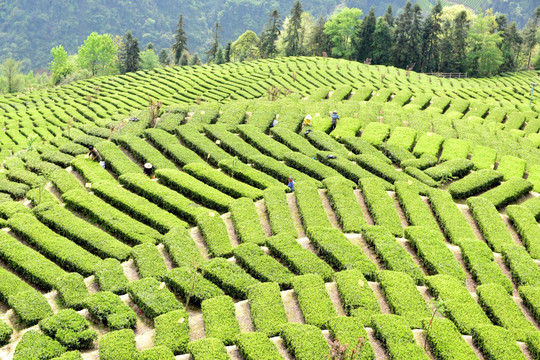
287 176 295 192
330 110 339 131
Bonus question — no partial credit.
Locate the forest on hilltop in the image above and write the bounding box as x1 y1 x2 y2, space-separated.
0 0 535 71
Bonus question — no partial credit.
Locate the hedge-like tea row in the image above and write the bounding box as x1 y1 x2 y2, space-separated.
176 124 233 166
154 309 190 355
201 295 240 345
386 126 417 151
119 173 206 224
201 257 259 299
0 179 29 199
219 158 287 191
403 166 440 187
26 187 58 206
229 197 267 245
184 162 263 200
71 157 115 184
129 277 183 319
501 244 540 287
439 138 470 162
137 346 175 360
7 167 44 188
195 211 233 258
307 226 377 279
340 136 392 164
371 314 429 360
116 134 176 170
400 154 438 170
292 274 336 328
270 127 319 157
98 329 137 360
34 203 131 261
235 332 283 360
424 158 474 181
166 266 224 307
93 181 187 233
263 187 297 238
62 189 161 245
8 289 53 326
497 155 526 180
132 243 168 280
295 181 332 230
280 323 330 360
267 233 333 280
470 145 497 170
163 226 205 269
424 318 478 360
479 177 532 209
412 132 444 157
447 169 503 199
236 124 292 160
204 124 263 163
187 337 229 360
94 258 129 295
506 205 540 259
384 144 416 166
233 242 294 288
56 273 89 310
519 286 540 323
156 168 234 212
13 330 65 360
246 282 288 337
426 274 491 334
86 291 137 330
404 226 466 282
361 226 424 284
359 178 402 237
50 169 85 194
471 325 527 360
317 151 394 190
377 270 431 329
305 130 349 156
94 141 142 176
8 213 99 276
323 177 366 233
251 154 322 186
0 201 32 219
41 150 74 168
394 181 439 230
522 196 540 220
144 128 204 167
466 197 514 252
334 269 379 325
0 320 12 347
283 151 343 181
327 316 375 360
360 122 391 148
427 189 476 244
39 309 97 350
476 283 536 341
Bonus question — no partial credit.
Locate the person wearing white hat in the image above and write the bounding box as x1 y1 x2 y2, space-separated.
143 163 155 179
303 114 312 128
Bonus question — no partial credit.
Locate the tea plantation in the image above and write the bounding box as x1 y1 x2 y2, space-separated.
0 56 539 359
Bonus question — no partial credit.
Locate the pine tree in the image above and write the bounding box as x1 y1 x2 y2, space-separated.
524 6 540 68
224 42 232 63
419 1 443 72
310 16 330 56
180 53 189 66
190 53 201 66
118 31 140 74
497 15 523 72
383 5 394 27
206 22 222 63
172 14 188 65
392 1 414 68
215 48 225 64
355 6 376 62
260 9 282 58
158 49 170 66
146 42 154 51
452 10 470 73
372 17 393 65
284 0 303 56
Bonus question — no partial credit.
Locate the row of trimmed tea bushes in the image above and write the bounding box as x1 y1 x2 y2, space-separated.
371 314 429 360
145 128 204 167
62 189 162 245
448 169 503 199
250 154 322 186
323 177 366 232
359 178 403 236
394 181 439 230
236 124 291 160
218 158 288 191
283 151 344 181
294 181 332 230
176 124 233 165
204 124 263 163
128 277 183 319
119 173 207 224
132 243 168 280
115 134 177 170
262 187 298 238
163 226 205 269
506 205 540 259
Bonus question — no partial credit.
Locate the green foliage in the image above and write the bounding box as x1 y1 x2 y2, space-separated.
0 320 12 347
128 277 183 319
280 323 330 360
334 269 380 324
246 282 288 336
137 346 175 360
94 258 129 295
359 178 402 236
166 267 224 306
235 332 283 360
263 187 297 237
201 295 240 345
448 169 503 199
229 197 267 245
188 338 228 360
479 177 532 209
327 316 375 360
371 314 429 360
132 243 168 280
39 309 97 350
467 196 514 252
86 291 137 330
201 257 259 299
13 330 65 360
471 325 526 360
295 181 332 229
424 318 477 360
154 310 190 355
99 329 137 360
55 272 90 310
77 32 118 76
292 274 337 328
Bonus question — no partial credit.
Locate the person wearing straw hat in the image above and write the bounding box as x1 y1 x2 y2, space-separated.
330 111 339 131
143 163 155 179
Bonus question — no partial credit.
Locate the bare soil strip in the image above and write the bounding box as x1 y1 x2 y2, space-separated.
281 289 305 324
221 213 240 247
286 193 306 238
235 300 254 333
318 189 341 230
354 190 374 225
189 227 210 259
255 199 272 237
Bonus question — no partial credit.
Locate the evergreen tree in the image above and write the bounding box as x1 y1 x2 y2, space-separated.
451 10 470 73
355 6 376 62
0 58 23 93
206 22 222 63
224 41 232 63
496 15 523 72
180 53 189 66
419 1 443 72
190 53 201 66
438 18 455 72
383 5 395 27
118 31 140 74
392 1 414 68
524 6 540 68
372 17 393 65
146 42 154 51
172 14 188 65
284 0 303 56
215 48 225 64
260 9 282 58
158 49 170 66
310 16 330 56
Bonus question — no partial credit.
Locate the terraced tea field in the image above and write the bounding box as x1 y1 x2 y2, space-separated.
0 57 539 359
